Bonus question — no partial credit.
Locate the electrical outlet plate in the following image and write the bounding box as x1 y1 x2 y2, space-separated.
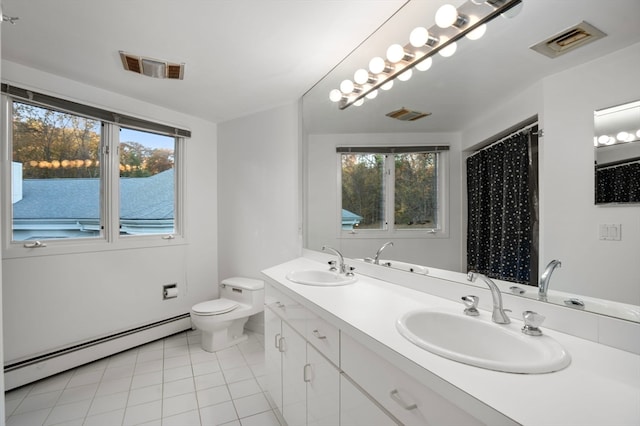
599 224 621 241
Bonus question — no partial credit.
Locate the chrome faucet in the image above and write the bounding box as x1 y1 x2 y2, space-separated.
322 245 346 274
467 272 510 324
539 259 561 301
373 241 394 265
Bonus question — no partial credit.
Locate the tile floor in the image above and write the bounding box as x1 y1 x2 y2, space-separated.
4 330 282 426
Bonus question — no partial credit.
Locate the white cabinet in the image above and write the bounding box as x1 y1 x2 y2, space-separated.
282 321 307 426
307 344 340 426
340 373 398 426
264 306 283 415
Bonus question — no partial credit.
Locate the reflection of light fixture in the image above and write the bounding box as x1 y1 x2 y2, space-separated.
330 0 523 109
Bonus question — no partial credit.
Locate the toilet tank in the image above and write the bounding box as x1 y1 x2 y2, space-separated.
220 277 265 307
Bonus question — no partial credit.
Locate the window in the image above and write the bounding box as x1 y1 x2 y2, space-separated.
339 146 447 235
3 85 189 252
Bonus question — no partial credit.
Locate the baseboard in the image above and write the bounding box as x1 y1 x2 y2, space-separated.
4 314 192 390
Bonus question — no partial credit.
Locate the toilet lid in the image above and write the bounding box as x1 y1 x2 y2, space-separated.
192 298 239 315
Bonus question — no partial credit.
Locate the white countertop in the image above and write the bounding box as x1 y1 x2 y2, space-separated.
262 256 640 426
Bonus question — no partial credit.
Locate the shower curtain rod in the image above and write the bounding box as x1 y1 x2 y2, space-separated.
467 121 539 158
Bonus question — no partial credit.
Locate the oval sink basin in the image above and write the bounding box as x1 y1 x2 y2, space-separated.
396 310 571 374
286 269 357 286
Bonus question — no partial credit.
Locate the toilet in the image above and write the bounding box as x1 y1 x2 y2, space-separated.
190 277 265 352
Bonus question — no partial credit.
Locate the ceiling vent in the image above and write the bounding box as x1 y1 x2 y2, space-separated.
386 108 431 122
119 51 185 80
530 21 606 58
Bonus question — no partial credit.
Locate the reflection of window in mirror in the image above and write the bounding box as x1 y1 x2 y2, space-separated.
594 100 640 204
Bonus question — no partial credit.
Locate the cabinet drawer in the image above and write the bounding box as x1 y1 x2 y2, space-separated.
306 313 340 366
265 282 308 336
342 333 484 426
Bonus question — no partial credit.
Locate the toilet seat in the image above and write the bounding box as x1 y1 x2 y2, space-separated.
192 298 239 316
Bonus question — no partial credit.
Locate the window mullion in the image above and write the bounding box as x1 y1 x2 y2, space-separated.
386 155 394 232
102 123 120 242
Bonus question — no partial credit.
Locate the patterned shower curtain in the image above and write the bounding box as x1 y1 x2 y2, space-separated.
595 161 640 204
466 128 536 285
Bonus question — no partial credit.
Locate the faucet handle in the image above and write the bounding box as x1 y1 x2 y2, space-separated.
327 260 337 271
461 295 479 316
345 265 356 277
522 310 545 336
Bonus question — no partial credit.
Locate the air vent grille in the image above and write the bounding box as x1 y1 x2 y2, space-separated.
119 51 185 80
386 108 431 122
530 21 606 58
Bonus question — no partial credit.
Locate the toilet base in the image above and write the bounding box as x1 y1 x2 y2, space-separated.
199 317 249 353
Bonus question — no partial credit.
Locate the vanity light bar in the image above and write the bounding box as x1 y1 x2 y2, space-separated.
331 0 523 110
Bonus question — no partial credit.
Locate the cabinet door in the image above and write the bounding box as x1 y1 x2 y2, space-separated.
264 306 283 415
340 374 398 426
306 344 339 426
282 322 307 426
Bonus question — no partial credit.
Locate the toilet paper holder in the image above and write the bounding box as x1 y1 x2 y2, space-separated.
163 283 178 300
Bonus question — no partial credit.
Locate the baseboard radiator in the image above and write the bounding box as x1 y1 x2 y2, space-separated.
4 313 192 391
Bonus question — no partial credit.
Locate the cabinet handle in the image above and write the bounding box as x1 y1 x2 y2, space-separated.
278 336 286 353
312 329 327 340
274 333 281 349
23 240 47 248
303 363 313 383
390 389 417 411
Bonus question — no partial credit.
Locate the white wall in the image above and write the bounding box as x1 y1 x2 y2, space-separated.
217 102 301 282
1 61 219 362
0 13 5 422
306 132 464 271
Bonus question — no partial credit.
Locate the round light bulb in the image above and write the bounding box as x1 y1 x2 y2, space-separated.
329 89 342 102
416 56 433 71
593 137 598 147
366 90 378 100
410 27 429 47
636 129 640 138
386 44 406 63
466 23 487 40
617 131 630 141
439 41 457 57
606 136 616 145
354 98 364 107
381 80 394 91
597 135 609 145
397 69 413 82
369 56 386 74
354 68 370 85
340 79 354 94
435 4 458 28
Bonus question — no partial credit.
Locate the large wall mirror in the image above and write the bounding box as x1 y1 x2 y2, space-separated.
302 0 640 322
594 100 640 205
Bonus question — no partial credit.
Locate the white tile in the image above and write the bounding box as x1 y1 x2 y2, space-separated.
161 409 201 426
249 363 265 378
243 352 264 366
163 365 193 383
30 373 72 395
215 347 242 361
134 359 164 375
163 377 195 399
122 400 162 426
48 417 84 426
6 407 51 426
67 371 103 389
164 334 188 349
239 410 281 426
192 360 221 377
87 391 129 416
5 397 22 418
83 408 125 426
162 392 198 418
232 393 271 419
228 379 261 400
107 350 138 368
222 366 254 384
219 357 248 372
131 371 163 390
190 350 219 365
127 385 163 407
194 372 226 391
196 384 231 408
95 377 132 397
102 363 135 380
43 399 91 426
220 421 241 426
163 354 191 369
165 346 191 359
5 385 33 401
14 390 62 415
138 340 164 353
136 349 164 364
199 401 238 425
57 383 98 405
73 359 108 374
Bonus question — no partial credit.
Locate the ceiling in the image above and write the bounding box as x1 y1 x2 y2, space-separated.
303 0 640 134
0 0 407 124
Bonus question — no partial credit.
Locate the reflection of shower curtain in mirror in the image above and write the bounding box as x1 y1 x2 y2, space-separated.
467 127 538 285
595 161 640 204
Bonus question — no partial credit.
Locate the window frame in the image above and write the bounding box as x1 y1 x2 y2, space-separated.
1 92 187 259
337 146 449 240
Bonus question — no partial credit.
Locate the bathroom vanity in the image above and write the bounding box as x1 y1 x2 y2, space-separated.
262 251 640 426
